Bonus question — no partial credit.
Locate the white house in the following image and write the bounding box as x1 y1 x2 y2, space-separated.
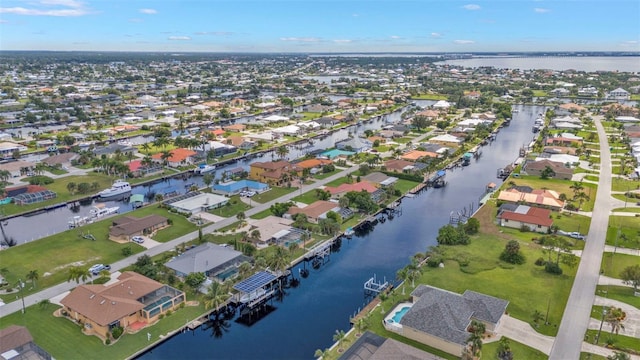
607 88 630 100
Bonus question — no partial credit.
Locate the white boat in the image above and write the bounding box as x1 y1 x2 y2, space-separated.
98 180 131 198
193 163 216 175
68 215 91 228
90 204 119 218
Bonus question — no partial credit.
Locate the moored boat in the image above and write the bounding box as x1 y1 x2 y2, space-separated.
98 180 131 198
89 204 119 218
193 163 216 175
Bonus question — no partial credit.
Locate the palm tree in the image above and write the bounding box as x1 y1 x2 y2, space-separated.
575 191 590 210
267 246 290 277
275 145 289 160
570 181 584 200
467 320 485 358
405 263 422 287
66 182 76 195
332 329 347 352
314 348 330 359
396 267 409 295
605 306 626 335
497 336 513 360
203 282 229 317
140 142 151 154
26 269 38 288
160 150 172 167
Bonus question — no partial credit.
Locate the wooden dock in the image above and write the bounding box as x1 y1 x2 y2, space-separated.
408 183 427 194
350 298 381 324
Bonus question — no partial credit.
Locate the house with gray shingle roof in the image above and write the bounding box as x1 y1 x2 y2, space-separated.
392 285 508 356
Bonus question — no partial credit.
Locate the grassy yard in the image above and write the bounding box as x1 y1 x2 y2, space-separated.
393 179 421 194
0 301 206 359
483 337 548 360
508 175 597 211
596 285 640 309
552 212 592 236
605 216 640 249
580 353 607 360
611 207 640 213
250 186 298 203
532 90 548 97
209 197 251 218
314 169 341 180
410 93 448 100
291 189 325 205
601 253 640 278
249 208 272 219
0 206 194 303
585 329 640 353
1 173 116 216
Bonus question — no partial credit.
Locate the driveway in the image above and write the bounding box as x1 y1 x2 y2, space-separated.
588 296 640 339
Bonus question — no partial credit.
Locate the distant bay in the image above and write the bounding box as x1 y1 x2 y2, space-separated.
439 56 640 73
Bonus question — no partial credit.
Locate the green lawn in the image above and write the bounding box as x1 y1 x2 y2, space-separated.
250 186 297 203
606 216 640 249
0 301 206 359
532 90 548 97
0 206 194 304
393 179 421 194
585 329 640 353
410 93 448 100
417 233 575 336
580 352 607 360
313 169 341 180
596 285 640 309
601 253 640 278
325 176 351 187
394 137 416 144
552 213 592 236
483 337 548 360
250 208 272 219
209 197 251 218
0 173 116 216
611 207 640 213
291 190 324 205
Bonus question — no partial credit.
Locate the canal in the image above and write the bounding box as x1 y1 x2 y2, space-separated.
137 104 543 359
7 109 404 244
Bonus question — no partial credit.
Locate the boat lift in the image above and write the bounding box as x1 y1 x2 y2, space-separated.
304 239 333 261
364 274 388 296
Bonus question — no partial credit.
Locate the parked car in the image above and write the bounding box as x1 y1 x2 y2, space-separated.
568 232 585 240
131 236 145 244
89 264 105 275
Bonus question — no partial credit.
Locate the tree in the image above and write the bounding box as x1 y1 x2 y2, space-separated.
620 264 640 292
604 306 626 335
436 224 470 245
314 348 329 359
203 282 229 315
500 240 526 264
332 329 347 352
26 269 39 288
466 320 485 358
497 337 513 360
607 351 631 360
38 299 51 310
540 166 555 179
405 263 422 287
411 115 429 131
275 145 289 160
270 202 293 217
236 211 246 222
66 181 76 194
203 173 214 188
396 267 409 294
464 218 480 235
184 272 207 290
133 255 158 279
570 181 584 200
267 246 290 276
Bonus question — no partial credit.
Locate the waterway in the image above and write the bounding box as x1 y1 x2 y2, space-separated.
137 104 542 360
439 56 640 73
6 108 407 244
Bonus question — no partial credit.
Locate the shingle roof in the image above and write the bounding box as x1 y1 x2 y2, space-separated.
165 243 245 275
338 331 444 360
110 214 168 237
0 325 33 353
401 285 508 345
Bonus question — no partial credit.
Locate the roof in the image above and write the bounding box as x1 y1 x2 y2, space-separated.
0 325 33 353
250 160 294 171
295 158 332 169
525 159 574 174
165 243 245 275
338 331 443 360
110 214 168 237
287 200 338 219
233 271 277 294
60 272 165 326
325 181 378 195
401 285 508 345
362 172 397 186
384 159 415 171
498 205 553 227
151 148 197 163
497 189 564 209
247 216 294 242
401 150 438 161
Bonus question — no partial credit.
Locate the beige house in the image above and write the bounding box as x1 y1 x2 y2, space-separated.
384 285 508 357
60 272 185 340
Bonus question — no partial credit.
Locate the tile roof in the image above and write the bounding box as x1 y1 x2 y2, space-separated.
325 181 378 195
287 200 338 219
295 158 332 169
151 148 197 162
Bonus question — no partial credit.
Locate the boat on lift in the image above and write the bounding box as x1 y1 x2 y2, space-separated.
193 163 216 175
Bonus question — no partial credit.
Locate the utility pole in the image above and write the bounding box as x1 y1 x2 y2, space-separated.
595 307 607 344
17 279 26 314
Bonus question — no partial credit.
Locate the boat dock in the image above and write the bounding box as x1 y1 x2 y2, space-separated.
408 183 427 194
363 274 389 296
303 238 334 261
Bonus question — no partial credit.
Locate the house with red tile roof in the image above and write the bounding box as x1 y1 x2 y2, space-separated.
151 148 197 167
324 181 378 198
497 204 553 233
287 200 340 223
401 150 439 162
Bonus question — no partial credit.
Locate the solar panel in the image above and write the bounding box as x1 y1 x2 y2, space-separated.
233 271 277 293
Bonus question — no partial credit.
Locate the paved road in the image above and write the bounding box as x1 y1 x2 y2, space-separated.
549 116 614 360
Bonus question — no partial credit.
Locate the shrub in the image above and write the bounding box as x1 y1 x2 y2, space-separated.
534 257 546 266
27 175 54 185
121 246 132 257
166 310 173 316
111 326 123 339
426 255 442 268
545 262 563 275
500 240 526 264
106 339 111 345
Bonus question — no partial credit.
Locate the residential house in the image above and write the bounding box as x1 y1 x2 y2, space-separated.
316 117 341 128
286 200 340 224
225 135 255 150
362 172 398 187
165 243 251 281
165 192 229 214
522 159 574 180
556 103 586 115
0 142 28 159
223 124 246 132
249 160 299 186
497 204 553 233
324 181 378 199
109 215 169 241
212 179 269 196
151 148 197 167
246 216 296 245
339 331 444 360
497 188 565 210
545 133 583 147
336 137 372 153
550 88 571 97
60 272 185 339
401 150 439 162
295 158 333 175
0 325 52 360
384 159 421 173
429 134 463 147
606 87 630 100
389 285 508 357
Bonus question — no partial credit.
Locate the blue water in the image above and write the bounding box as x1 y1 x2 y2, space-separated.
392 306 411 323
138 105 542 360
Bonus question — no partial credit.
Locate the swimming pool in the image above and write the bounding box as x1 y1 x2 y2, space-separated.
384 302 413 329
391 306 411 323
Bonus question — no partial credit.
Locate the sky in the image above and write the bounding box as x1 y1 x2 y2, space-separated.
0 0 639 53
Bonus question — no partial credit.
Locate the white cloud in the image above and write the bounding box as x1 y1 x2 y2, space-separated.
0 19 8 24
463 4 481 10
534 8 551 13
333 39 352 43
168 36 191 41
390 35 401 39
128 18 143 23
352 13 359 17
431 32 442 38
0 0 90 16
454 39 475 44
195 31 234 36
139 8 157 14
280 37 321 42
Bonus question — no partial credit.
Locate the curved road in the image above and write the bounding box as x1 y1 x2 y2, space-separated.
549 116 613 360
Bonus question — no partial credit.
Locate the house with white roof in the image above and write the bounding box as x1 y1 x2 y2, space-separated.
607 88 630 100
432 100 451 109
